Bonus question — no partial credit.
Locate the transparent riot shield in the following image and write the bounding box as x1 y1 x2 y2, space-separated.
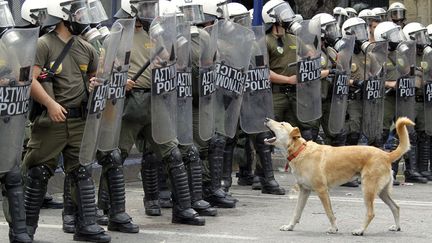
79 23 123 165
98 18 135 152
198 22 218 141
395 40 416 120
0 27 39 173
362 41 388 140
240 25 273 134
295 18 322 122
422 46 432 135
176 23 193 145
150 15 177 144
214 20 254 138
328 35 355 134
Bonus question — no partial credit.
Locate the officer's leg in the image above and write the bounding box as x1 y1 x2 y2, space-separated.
221 136 237 192
416 131 432 180
253 132 285 195
181 145 217 216
70 165 111 242
158 163 173 208
203 133 237 208
95 159 110 225
97 149 139 233
23 164 53 237
141 151 161 216
1 167 32 243
62 172 77 233
237 134 254 186
404 131 428 183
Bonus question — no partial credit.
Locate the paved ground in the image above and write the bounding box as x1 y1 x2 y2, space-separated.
1 171 432 243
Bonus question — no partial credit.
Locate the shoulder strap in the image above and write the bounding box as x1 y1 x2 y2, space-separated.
47 37 75 77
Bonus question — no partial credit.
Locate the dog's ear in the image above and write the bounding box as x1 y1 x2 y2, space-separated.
290 127 301 139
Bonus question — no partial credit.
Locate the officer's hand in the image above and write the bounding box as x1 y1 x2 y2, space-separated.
88 77 97 92
285 75 297 85
385 81 396 88
47 101 67 122
126 79 136 91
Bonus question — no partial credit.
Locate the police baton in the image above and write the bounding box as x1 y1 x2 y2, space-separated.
131 46 164 81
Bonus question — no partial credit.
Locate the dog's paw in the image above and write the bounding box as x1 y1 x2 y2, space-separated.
388 225 401 232
351 229 364 236
326 227 338 234
280 224 294 231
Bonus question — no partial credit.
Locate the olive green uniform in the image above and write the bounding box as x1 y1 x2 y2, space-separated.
267 32 319 139
23 32 98 173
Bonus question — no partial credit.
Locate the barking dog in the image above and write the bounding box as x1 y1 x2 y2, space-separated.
264 117 414 235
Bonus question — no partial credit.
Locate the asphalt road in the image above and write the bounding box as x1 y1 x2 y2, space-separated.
1 172 432 243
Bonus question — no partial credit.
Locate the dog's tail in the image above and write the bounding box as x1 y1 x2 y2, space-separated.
387 117 415 163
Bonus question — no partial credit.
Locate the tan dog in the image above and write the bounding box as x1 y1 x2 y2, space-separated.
264 117 414 236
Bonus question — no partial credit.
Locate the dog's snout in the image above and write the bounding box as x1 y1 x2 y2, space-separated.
265 118 270 123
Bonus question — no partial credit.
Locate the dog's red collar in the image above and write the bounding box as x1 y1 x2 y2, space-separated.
288 143 307 161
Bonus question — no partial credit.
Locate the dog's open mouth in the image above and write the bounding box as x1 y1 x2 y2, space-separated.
264 130 277 144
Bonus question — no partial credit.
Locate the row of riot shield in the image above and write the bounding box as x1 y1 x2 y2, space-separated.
423 46 432 135
0 27 39 173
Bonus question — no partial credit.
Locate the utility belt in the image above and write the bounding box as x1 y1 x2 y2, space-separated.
66 106 86 119
272 84 296 94
131 87 151 93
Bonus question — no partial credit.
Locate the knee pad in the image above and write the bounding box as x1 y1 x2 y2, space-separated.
97 149 123 169
184 145 200 164
27 165 52 184
209 134 226 149
74 165 93 181
4 167 23 189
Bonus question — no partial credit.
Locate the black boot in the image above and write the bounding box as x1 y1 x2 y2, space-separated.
141 152 161 216
24 165 52 238
3 167 32 243
387 131 400 186
63 173 77 233
158 163 173 208
417 131 432 181
72 165 111 243
184 146 217 216
165 149 205 225
237 135 254 186
221 137 236 192
98 150 139 233
255 132 285 195
41 192 63 209
392 161 400 186
404 133 428 183
204 134 237 208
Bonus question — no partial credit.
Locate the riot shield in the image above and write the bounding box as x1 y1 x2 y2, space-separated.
79 23 123 165
422 46 432 135
239 25 273 134
328 35 355 134
176 23 193 145
395 40 416 120
98 18 135 152
0 27 39 173
198 22 218 141
295 18 322 122
214 20 254 138
150 15 177 144
362 41 388 140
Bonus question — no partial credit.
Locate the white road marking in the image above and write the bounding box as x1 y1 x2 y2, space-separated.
0 222 258 241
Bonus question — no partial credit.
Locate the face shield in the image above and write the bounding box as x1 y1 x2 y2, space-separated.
131 0 159 23
272 3 295 24
69 1 92 24
179 5 205 25
89 0 108 24
390 9 406 22
410 30 430 46
216 1 230 19
0 1 15 28
231 13 252 28
324 22 341 42
348 23 368 42
334 14 347 28
385 26 406 43
29 8 49 26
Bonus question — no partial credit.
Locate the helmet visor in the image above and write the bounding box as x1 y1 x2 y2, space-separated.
390 9 405 21
231 13 252 28
334 14 347 28
273 3 295 23
386 27 406 42
349 24 368 41
179 5 205 25
216 0 230 19
130 0 159 21
0 2 15 28
347 12 357 18
411 30 429 45
89 0 108 23
70 1 92 24
324 22 341 41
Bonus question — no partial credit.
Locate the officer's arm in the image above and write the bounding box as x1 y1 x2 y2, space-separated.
31 65 67 122
385 80 396 88
269 70 296 84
